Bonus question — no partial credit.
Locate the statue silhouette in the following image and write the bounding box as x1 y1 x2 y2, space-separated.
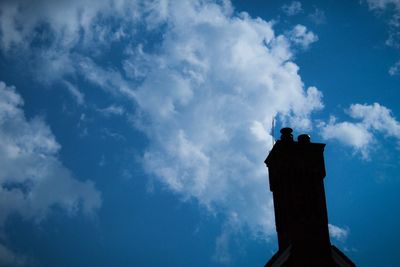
264 128 355 267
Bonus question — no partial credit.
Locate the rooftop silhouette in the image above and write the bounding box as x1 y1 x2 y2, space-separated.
264 128 355 267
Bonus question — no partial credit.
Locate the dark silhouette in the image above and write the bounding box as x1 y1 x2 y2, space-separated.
264 128 355 267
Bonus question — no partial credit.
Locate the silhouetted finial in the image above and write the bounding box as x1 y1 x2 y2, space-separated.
298 134 311 144
280 127 293 142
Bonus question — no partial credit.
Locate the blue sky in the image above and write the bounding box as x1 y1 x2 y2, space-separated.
0 0 400 266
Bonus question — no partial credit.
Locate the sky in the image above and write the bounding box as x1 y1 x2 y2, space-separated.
0 0 400 266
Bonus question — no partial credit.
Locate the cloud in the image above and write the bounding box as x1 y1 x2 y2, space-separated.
64 81 85 105
366 0 400 10
366 0 400 73
212 212 242 264
319 103 400 158
328 224 349 243
97 105 125 117
0 0 138 51
132 1 322 241
0 0 144 89
349 103 400 136
308 8 326 25
0 0 324 257
213 222 233 264
366 0 400 48
282 1 303 16
389 59 400 75
287 24 319 49
77 57 136 100
0 81 101 263
319 116 373 158
0 81 102 220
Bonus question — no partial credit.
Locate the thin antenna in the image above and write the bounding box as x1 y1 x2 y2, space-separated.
271 116 275 147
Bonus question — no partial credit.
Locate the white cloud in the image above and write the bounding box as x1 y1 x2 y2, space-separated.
389 59 400 75
97 105 125 116
132 1 322 241
366 0 400 72
0 81 101 263
0 81 102 220
0 0 144 92
33 50 77 84
328 224 349 243
366 0 400 10
319 116 373 158
349 103 400 136
0 0 139 51
319 103 400 158
212 212 242 264
308 8 326 25
287 24 319 49
77 57 136 100
64 81 85 105
213 223 233 264
282 1 303 16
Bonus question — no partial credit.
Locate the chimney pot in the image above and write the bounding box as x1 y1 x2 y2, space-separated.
280 127 293 142
298 134 311 144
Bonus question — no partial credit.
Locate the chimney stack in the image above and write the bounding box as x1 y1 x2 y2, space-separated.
264 128 355 267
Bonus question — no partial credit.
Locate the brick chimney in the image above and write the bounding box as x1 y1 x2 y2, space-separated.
264 128 355 267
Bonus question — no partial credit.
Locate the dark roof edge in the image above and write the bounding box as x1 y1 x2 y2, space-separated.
331 245 357 267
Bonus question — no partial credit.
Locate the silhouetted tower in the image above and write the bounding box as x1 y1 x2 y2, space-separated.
264 128 355 267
